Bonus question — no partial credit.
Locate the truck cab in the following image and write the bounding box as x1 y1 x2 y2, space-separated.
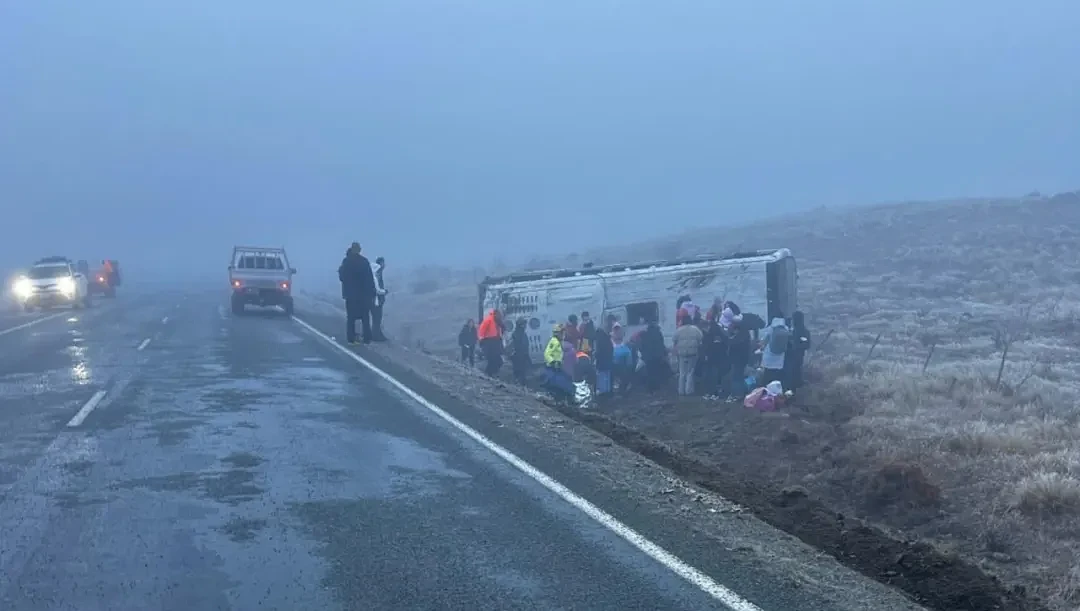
228 246 296 316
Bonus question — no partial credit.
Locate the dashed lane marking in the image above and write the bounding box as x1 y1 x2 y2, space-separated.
291 315 763 611
161 316 169 324
0 312 67 337
137 338 151 351
66 390 107 427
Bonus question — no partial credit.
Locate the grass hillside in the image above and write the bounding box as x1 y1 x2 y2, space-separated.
360 190 1080 609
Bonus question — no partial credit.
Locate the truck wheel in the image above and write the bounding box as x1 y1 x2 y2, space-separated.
231 296 245 316
283 298 294 317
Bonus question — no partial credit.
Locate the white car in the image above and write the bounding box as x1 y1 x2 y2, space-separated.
12 257 91 311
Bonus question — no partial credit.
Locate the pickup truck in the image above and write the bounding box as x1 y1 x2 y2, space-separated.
228 246 296 316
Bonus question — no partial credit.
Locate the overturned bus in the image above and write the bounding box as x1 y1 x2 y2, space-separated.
477 249 798 365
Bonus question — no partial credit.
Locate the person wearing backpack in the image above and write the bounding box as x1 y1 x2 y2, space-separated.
759 317 790 387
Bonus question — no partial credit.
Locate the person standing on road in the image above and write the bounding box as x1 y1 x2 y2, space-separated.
371 256 388 342
338 242 376 344
672 319 704 396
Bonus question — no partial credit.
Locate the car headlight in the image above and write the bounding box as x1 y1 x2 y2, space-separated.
58 277 76 296
13 278 32 299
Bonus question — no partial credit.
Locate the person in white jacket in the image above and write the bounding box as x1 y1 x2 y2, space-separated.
371 256 389 342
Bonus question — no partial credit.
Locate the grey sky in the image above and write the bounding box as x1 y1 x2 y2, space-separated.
2 1 1078 277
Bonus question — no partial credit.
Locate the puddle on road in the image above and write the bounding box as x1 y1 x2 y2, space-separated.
222 452 263 469
220 517 268 542
197 363 229 376
120 305 473 524
116 467 264 506
148 418 205 446
262 325 304 345
204 376 276 395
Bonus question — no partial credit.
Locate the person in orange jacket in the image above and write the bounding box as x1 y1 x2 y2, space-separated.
101 259 115 285
477 309 504 376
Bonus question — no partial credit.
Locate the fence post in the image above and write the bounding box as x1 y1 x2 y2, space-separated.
922 343 936 373
863 332 882 364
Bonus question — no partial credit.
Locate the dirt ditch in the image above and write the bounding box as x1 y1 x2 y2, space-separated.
537 400 1047 611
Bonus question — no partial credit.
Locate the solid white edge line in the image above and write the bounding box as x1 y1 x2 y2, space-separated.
67 390 107 427
290 315 762 611
0 312 66 337
137 338 151 351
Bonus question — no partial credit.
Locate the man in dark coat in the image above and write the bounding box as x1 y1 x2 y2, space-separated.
726 319 752 401
592 322 614 400
702 320 730 399
338 242 376 344
639 318 669 392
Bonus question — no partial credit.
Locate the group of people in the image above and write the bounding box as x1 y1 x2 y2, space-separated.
457 294 811 410
458 308 537 382
337 242 389 344
666 297 811 410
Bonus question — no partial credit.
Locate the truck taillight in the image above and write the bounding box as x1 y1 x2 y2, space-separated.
232 280 241 288
281 282 289 290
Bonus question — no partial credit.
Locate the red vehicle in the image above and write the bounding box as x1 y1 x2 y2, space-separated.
87 259 121 297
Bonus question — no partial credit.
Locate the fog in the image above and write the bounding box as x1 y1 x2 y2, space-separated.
2 1 1078 283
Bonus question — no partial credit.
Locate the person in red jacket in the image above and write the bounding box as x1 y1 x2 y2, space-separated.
101 259 115 286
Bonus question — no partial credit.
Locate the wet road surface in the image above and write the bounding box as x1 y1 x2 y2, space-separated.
0 289 746 610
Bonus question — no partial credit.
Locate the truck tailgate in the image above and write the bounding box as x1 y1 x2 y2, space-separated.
232 270 288 289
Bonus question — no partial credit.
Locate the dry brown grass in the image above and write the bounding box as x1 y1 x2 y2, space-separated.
319 192 1080 609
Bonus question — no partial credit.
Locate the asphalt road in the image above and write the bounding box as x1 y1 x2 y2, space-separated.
0 288 745 611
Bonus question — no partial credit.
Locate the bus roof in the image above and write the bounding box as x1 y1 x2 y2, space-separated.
480 248 791 287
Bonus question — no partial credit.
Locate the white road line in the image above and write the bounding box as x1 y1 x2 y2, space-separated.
291 315 762 611
161 316 169 324
0 312 66 337
137 338 151 351
66 390 107 427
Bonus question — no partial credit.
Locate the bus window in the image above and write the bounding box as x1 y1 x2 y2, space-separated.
625 301 659 326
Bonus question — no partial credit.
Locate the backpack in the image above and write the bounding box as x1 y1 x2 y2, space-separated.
768 325 790 354
743 387 767 409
